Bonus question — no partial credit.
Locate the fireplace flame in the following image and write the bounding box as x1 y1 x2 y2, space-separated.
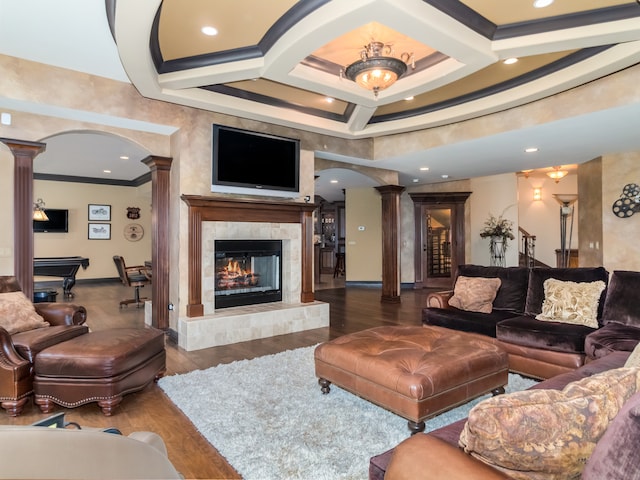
217 259 260 289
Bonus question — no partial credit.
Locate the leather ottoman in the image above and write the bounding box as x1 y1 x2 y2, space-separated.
33 328 166 416
314 325 508 433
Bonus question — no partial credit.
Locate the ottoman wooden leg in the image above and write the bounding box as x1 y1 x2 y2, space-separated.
98 397 123 416
34 397 56 414
408 420 426 435
318 378 331 394
492 386 505 396
1 398 29 417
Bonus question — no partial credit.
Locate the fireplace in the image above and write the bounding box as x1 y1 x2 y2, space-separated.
215 239 282 308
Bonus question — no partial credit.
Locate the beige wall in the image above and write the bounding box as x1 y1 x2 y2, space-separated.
33 180 152 280
578 158 604 267
345 188 382 282
518 173 579 268
602 152 640 272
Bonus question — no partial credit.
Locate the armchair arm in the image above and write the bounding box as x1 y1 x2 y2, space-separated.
0 327 31 370
385 434 512 480
34 303 87 326
426 290 454 309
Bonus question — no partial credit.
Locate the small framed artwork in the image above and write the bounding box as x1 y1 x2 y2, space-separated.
88 204 111 221
88 223 111 240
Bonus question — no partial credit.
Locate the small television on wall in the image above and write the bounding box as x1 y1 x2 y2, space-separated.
33 209 69 233
212 124 300 198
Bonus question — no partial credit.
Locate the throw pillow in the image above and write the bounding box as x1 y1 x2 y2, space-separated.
624 342 640 367
448 276 501 314
582 391 640 479
459 367 640 480
535 278 606 328
0 291 50 334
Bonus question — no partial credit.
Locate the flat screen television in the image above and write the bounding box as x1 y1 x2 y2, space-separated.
211 124 300 198
33 208 69 233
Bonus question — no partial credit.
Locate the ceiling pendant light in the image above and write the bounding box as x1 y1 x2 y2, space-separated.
547 166 568 183
343 41 414 98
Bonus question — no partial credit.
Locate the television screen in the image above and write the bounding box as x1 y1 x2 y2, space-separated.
212 125 300 198
33 209 69 233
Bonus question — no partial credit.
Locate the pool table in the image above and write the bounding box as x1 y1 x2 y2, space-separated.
34 256 90 297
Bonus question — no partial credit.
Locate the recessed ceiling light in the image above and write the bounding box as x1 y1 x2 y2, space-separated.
441 174 449 179
119 155 129 160
533 0 553 8
326 97 334 103
404 96 414 101
103 170 111 174
412 178 419 183
419 167 429 171
503 58 518 65
201 26 218 36
525 147 539 153
330 179 338 184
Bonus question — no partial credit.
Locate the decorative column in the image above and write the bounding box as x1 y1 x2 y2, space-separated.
1 138 46 301
142 156 172 330
375 185 405 303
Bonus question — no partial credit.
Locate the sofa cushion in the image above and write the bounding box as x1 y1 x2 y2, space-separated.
601 270 640 326
582 391 640 479
459 367 640 480
524 267 609 322
423 308 517 338
0 291 50 334
535 278 606 328
625 342 640 367
457 265 529 312
448 276 501 314
497 315 594 354
584 322 640 360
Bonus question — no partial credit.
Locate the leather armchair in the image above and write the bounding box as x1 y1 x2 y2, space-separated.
0 276 88 416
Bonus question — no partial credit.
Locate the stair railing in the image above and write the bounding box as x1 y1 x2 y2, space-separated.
519 226 536 268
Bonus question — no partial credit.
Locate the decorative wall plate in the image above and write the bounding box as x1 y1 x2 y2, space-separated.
124 223 144 241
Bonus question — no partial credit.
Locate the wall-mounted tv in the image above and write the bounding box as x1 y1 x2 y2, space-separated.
33 209 69 233
212 124 300 198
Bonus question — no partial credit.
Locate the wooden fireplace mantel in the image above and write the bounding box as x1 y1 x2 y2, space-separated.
181 195 317 317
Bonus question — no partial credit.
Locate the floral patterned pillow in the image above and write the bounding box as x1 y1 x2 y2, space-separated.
535 278 606 328
459 367 640 480
448 276 501 314
0 291 50 334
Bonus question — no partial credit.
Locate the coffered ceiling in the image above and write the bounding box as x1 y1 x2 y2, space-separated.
114 0 640 138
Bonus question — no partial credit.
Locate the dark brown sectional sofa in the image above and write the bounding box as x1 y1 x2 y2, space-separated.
422 265 640 379
369 266 640 479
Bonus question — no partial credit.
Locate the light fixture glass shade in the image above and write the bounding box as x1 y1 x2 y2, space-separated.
33 209 49 221
33 197 49 221
344 41 411 97
552 193 578 206
533 188 542 201
547 166 567 182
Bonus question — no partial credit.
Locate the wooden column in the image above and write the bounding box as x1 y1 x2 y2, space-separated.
1 138 46 300
375 185 405 303
142 156 172 330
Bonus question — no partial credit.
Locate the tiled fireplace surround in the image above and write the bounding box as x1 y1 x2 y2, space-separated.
177 196 329 351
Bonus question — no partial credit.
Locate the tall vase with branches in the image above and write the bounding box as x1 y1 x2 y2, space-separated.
480 213 515 266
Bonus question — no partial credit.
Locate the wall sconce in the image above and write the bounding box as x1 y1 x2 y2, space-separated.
533 188 542 201
33 198 49 221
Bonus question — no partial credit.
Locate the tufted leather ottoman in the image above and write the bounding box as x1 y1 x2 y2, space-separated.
33 328 166 416
314 325 508 433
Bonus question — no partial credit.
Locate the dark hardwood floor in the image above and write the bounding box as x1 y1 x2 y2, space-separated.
2 278 431 479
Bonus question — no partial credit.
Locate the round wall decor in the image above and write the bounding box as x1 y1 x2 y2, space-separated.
612 183 640 218
124 223 144 241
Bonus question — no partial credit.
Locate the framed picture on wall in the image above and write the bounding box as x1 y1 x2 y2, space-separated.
88 204 111 221
88 223 111 240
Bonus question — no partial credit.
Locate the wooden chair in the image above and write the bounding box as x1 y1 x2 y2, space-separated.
112 256 150 308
